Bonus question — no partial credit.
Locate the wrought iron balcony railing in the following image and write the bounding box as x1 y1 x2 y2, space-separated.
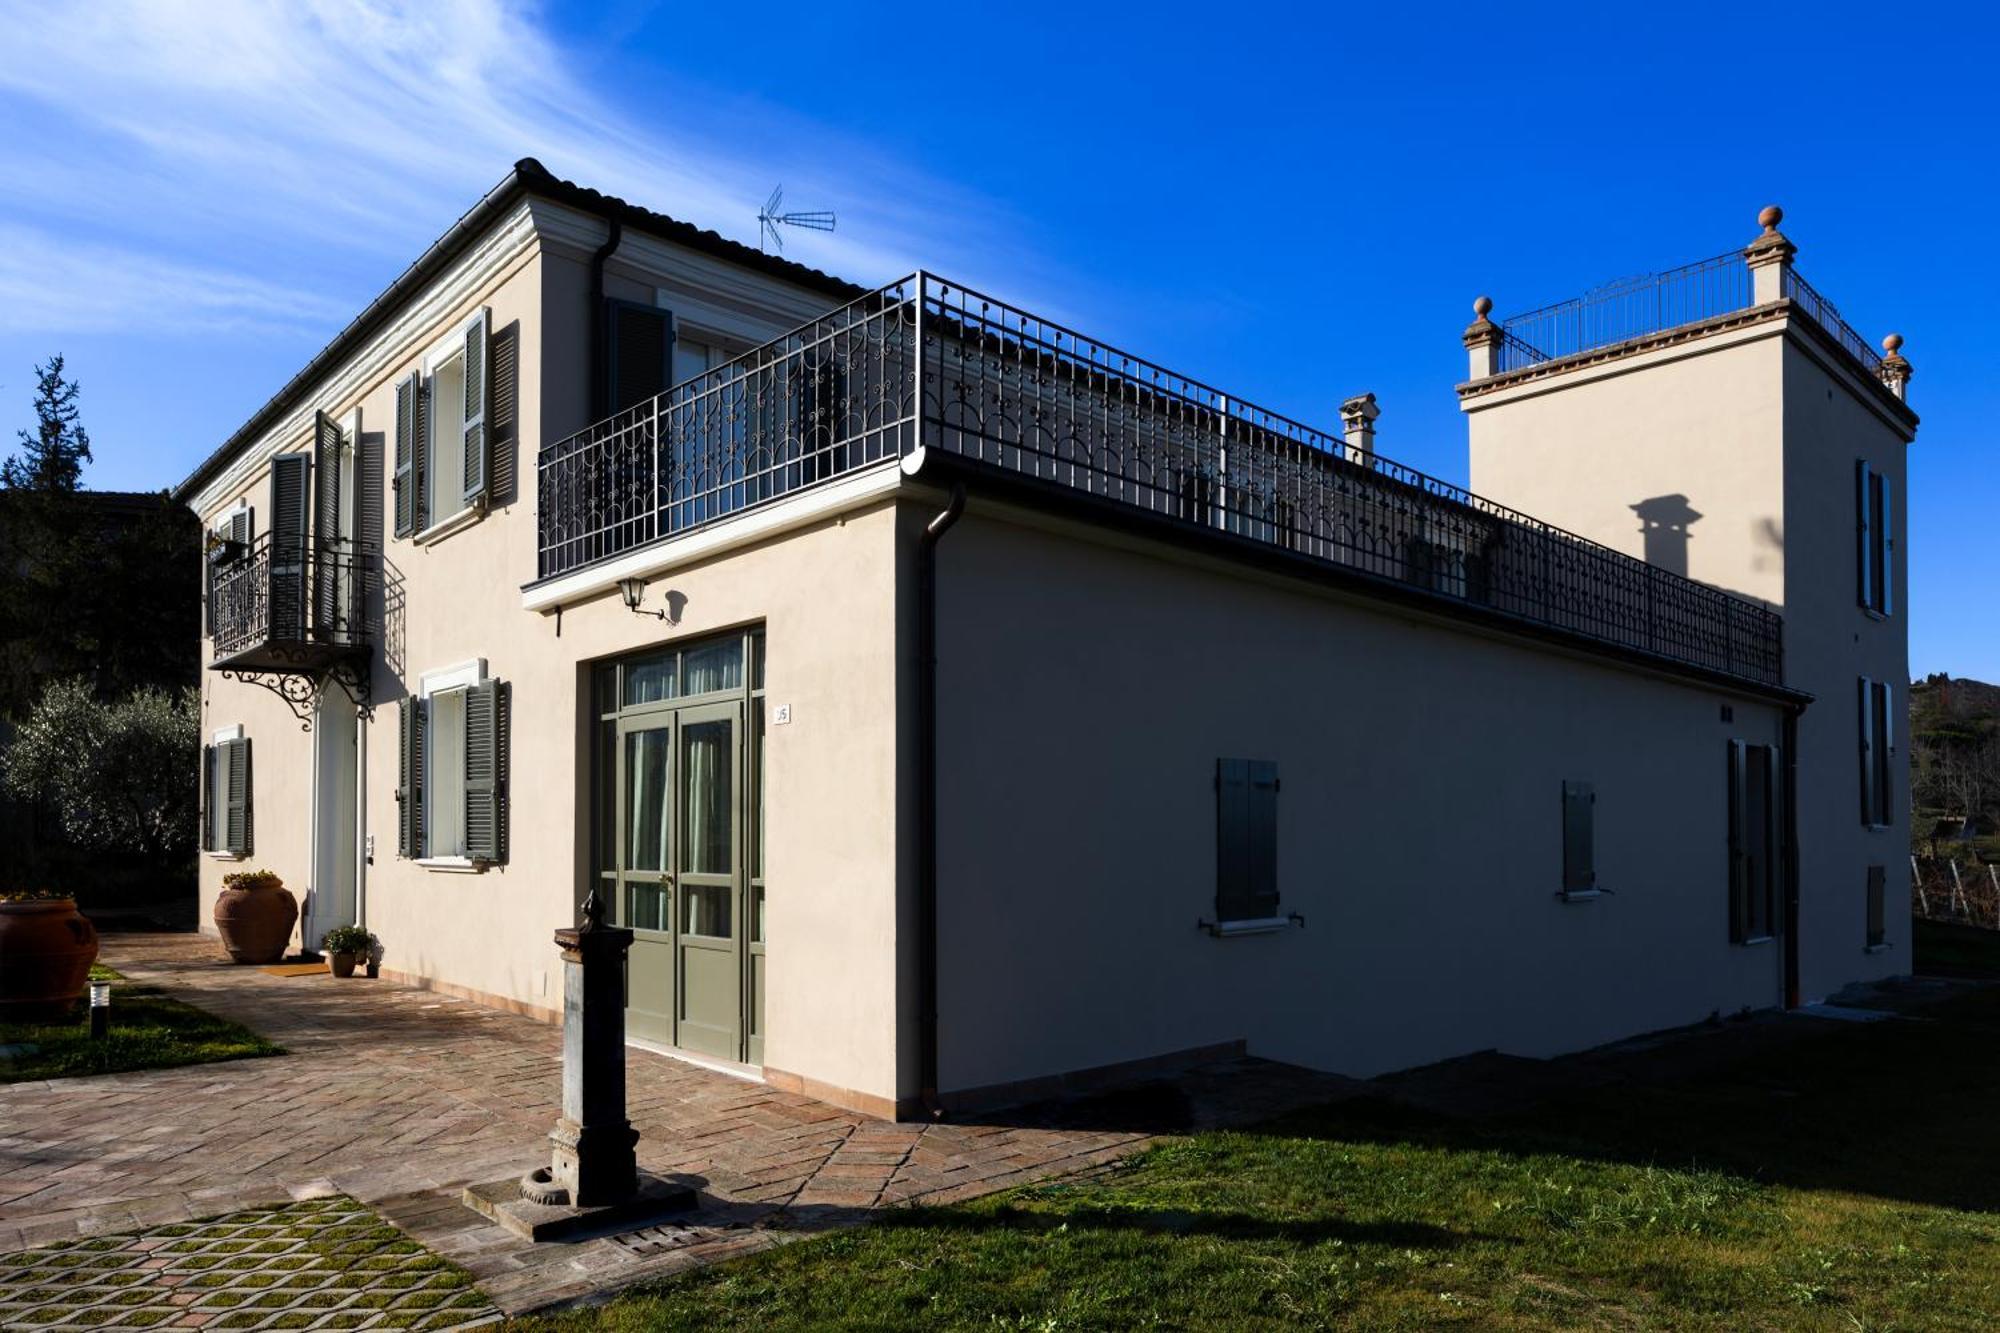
209 533 378 671
1496 250 1884 377
538 274 1784 686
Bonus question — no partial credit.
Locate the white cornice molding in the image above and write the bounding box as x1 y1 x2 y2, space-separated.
520 460 907 613
188 201 540 519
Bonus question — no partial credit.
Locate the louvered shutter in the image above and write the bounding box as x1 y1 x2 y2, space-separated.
223 737 252 856
1856 460 1873 611
268 454 311 641
461 307 491 510
1245 761 1280 919
1562 780 1596 897
229 507 252 547
393 374 416 537
1879 472 1894 617
463 679 502 862
1875 681 1894 826
1858 677 1876 825
605 300 673 414
397 696 424 858
1216 759 1249 922
1866 865 1886 948
1726 741 1746 941
313 411 342 635
199 744 216 853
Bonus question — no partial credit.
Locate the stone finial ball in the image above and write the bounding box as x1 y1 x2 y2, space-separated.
1883 332 1904 353
1473 295 1494 318
1758 204 1784 230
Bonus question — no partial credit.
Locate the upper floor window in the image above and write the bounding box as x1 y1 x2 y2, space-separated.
394 308 491 542
1856 460 1893 617
1859 677 1895 828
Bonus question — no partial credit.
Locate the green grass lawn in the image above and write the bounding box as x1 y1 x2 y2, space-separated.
523 963 2000 1330
1913 916 2000 977
0 964 281 1083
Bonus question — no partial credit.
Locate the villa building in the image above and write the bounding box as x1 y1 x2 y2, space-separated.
175 164 1915 1119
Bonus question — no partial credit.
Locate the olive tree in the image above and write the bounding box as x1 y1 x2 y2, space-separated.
2 679 199 862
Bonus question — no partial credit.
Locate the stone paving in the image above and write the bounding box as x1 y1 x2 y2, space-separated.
0 934 1349 1315
0 1195 497 1331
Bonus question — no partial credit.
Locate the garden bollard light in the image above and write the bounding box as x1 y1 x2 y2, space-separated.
88 980 110 1039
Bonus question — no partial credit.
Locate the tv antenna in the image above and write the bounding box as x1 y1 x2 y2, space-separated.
757 185 835 252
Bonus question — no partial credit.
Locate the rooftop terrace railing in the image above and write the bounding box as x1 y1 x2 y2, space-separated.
538 275 1784 686
1496 248 1884 377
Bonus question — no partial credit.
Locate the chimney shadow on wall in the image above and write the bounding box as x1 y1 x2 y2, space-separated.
1630 494 1703 578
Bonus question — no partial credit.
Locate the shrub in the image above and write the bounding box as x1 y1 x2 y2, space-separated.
0 889 74 903
2 679 197 862
320 925 376 955
221 870 286 894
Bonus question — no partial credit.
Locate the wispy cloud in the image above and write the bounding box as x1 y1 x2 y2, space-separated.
0 0 1011 338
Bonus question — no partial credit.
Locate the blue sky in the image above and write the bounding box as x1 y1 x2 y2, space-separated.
0 1 1993 678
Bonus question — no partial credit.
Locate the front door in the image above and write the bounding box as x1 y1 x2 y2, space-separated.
601 630 764 1063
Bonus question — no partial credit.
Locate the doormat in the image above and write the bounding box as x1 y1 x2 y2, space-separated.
258 963 329 977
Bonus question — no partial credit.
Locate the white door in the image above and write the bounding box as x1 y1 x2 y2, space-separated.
306 688 359 949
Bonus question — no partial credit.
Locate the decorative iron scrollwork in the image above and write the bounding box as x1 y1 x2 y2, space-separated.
219 660 373 733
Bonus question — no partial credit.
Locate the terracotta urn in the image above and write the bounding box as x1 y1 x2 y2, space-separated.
0 898 100 1018
213 876 298 965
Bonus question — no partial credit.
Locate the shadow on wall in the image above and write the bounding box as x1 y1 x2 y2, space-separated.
1630 494 1703 578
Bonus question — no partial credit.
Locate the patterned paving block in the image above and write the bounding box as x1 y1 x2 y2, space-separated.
0 1197 498 1331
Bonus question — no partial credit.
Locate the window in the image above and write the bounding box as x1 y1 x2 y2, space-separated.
398 662 507 865
393 308 490 540
1214 759 1280 925
1856 460 1893 616
1561 780 1597 899
1728 741 1779 942
606 299 673 414
1859 677 1894 828
201 733 252 857
1865 865 1887 950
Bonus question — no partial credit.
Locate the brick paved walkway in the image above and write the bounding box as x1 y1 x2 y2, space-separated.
0 935 1347 1315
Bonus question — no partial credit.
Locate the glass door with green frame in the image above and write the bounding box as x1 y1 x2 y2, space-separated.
615 716 677 1046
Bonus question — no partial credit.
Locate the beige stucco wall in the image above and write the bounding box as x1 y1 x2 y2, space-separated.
1462 313 1917 1004
195 203 911 1109
930 506 1790 1091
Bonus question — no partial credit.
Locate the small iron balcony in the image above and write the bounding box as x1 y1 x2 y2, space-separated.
208 534 378 674
536 274 1785 688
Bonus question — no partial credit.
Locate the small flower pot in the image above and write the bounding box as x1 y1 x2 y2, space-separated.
0 900 99 1019
213 885 298 965
328 951 358 979
364 960 379 979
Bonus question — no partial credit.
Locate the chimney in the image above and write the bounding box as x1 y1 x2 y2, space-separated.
1340 393 1380 466
1743 204 1795 305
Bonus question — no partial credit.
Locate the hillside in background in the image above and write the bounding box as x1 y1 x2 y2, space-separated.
1911 674 2000 850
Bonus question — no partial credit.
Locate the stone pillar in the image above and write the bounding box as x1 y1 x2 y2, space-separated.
1879 333 1913 401
547 892 637 1207
1339 393 1379 467
1463 297 1504 379
1744 204 1795 306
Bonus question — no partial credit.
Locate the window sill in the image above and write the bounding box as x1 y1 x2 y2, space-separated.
1557 887 1604 904
416 856 489 874
1864 942 1893 955
414 504 484 547
1737 934 1776 948
204 851 247 862
1199 914 1304 938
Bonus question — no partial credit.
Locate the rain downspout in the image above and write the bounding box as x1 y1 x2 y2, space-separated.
915 481 966 1119
588 217 624 421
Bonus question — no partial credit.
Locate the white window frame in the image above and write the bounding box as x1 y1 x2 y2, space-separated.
414 325 479 546
416 658 488 871
205 724 245 860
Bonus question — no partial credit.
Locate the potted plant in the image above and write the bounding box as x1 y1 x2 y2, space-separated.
213 869 298 965
320 925 377 979
0 891 99 1018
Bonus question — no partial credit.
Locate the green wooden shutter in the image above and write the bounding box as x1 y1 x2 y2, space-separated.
1246 760 1280 919
223 737 252 856
1726 741 1746 941
461 308 491 510
1866 865 1886 948
1856 460 1873 611
1874 681 1894 827
1879 472 1894 617
199 744 216 852
268 453 311 641
605 300 673 414
393 374 416 537
313 411 343 634
463 679 502 863
397 696 424 858
228 507 252 547
1858 676 1876 825
1562 780 1596 897
1216 758 1250 922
